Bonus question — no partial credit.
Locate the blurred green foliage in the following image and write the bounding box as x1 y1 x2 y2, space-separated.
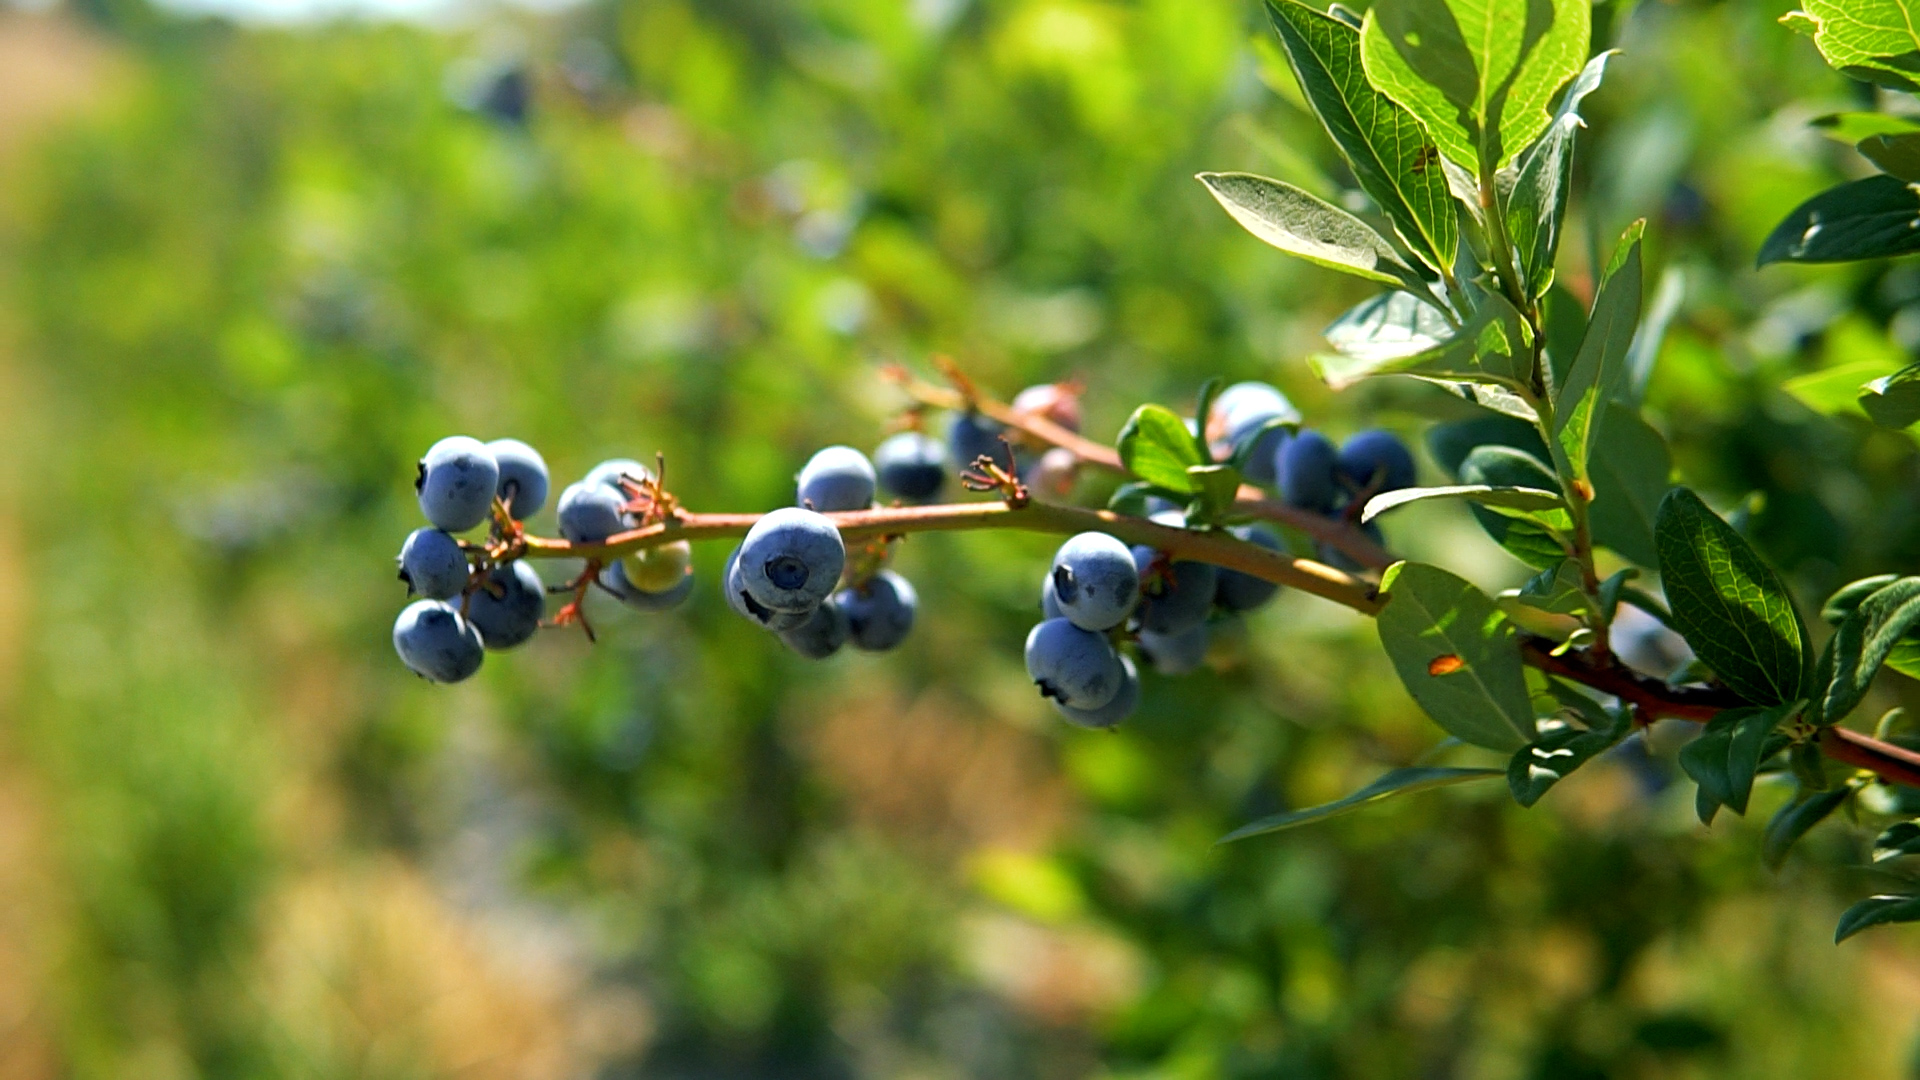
8 0 1920 1076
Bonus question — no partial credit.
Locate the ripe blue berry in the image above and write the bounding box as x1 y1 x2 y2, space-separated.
1054 654 1139 729
1041 571 1065 620
1024 617 1125 710
874 432 947 502
1279 429 1341 513
738 507 846 613
584 458 651 496
948 413 1012 474
1050 532 1139 632
796 446 877 512
393 599 485 683
465 560 545 649
1318 523 1386 573
1337 430 1417 494
724 547 810 630
1139 624 1210 675
600 559 695 611
836 570 917 651
397 527 469 600
779 599 850 658
1131 542 1218 635
416 436 500 533
485 438 550 519
1210 382 1298 485
557 481 628 543
1213 525 1284 612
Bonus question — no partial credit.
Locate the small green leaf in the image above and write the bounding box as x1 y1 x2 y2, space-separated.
1785 360 1908 419
1226 415 1299 473
1655 488 1811 706
1859 362 1920 428
1316 292 1534 391
1219 765 1503 842
1824 575 1902 624
1873 821 1920 862
1780 0 1920 90
1507 710 1629 807
1266 0 1459 274
1588 404 1671 568
1552 221 1645 481
1504 52 1613 300
1836 894 1920 943
1596 568 1638 620
1187 464 1244 519
1514 559 1589 616
1676 703 1797 817
1759 175 1920 265
1812 576 1920 724
1460 445 1570 569
1322 291 1455 366
1762 784 1850 870
1198 171 1429 290
1813 111 1920 142
1361 483 1565 523
1359 0 1590 170
1860 132 1920 181
1377 562 1538 750
1117 405 1205 494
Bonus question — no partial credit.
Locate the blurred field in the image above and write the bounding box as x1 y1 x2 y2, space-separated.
5 0 1920 1076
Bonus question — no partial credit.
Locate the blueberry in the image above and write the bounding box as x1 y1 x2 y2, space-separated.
796 445 877 512
873 432 947 502
584 458 651 496
622 540 692 593
485 439 550 519
1050 532 1139 632
1138 624 1210 675
1023 447 1079 500
393 599 485 683
836 570 917 651
779 599 850 659
1011 383 1081 432
557 482 628 544
1213 525 1284 612
600 559 695 611
1209 382 1298 485
1131 537 1218 635
738 507 846 613
397 527 469 600
464 560 545 649
725 544 819 631
1054 654 1139 729
1278 429 1341 513
1024 617 1125 710
1041 572 1065 620
415 436 500 533
948 413 1012 474
1317 522 1386 573
1337 430 1417 494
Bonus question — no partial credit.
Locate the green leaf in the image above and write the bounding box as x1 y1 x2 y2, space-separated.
1198 171 1429 290
1322 291 1455 366
1513 559 1589 616
1460 445 1570 569
1676 703 1797 817
1220 765 1503 842
1759 175 1920 265
1813 576 1920 724
1813 111 1920 142
1784 359 1907 418
1315 291 1534 390
1377 561 1538 750
1860 132 1920 181
1507 710 1629 807
1427 414 1550 476
1117 405 1205 494
1780 0 1920 90
1823 575 1901 624
1762 785 1850 869
1266 0 1460 274
1187 464 1244 519
1225 415 1299 473
1552 221 1644 481
1359 0 1590 171
1361 482 1565 523
1836 894 1920 943
1587 404 1670 568
1504 52 1613 300
1655 487 1811 706
1873 821 1920 861
1859 361 1920 428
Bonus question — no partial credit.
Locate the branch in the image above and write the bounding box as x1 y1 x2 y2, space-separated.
884 365 1396 571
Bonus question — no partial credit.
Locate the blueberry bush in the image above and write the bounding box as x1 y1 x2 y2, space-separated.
18 0 1920 1073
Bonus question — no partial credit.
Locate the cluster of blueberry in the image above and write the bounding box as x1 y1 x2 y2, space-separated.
393 436 555 683
722 445 920 658
947 382 1082 498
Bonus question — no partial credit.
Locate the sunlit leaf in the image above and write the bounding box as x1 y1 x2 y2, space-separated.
1377 561 1538 750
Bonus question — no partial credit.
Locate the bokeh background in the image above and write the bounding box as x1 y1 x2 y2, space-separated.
6 0 1920 1075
